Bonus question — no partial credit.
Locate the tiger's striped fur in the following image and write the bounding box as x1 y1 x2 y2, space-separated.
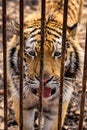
7 0 83 130
46 0 83 25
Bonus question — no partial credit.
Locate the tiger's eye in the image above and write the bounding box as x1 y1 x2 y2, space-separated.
28 51 36 57
54 52 61 58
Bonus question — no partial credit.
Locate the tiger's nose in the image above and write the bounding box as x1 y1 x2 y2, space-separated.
35 75 54 84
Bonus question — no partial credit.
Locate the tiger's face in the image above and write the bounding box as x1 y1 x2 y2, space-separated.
8 17 80 102
8 16 82 130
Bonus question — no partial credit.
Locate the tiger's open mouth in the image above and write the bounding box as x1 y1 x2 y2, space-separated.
31 86 56 98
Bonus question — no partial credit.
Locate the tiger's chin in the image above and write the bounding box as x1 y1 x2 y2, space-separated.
31 86 56 98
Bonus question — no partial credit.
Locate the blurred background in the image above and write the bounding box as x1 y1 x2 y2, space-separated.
0 0 87 130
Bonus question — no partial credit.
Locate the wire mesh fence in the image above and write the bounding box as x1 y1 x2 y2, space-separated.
1 0 87 130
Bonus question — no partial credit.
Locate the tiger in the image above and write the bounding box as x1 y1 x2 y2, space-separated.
7 0 83 130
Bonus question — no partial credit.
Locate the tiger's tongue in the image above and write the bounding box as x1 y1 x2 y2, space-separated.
36 87 52 98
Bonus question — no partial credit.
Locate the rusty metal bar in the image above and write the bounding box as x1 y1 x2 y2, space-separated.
58 0 68 130
39 0 46 129
19 0 24 130
2 0 8 130
78 0 83 23
78 24 87 130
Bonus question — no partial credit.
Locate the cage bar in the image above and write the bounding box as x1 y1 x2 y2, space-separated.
58 0 68 130
19 0 24 130
2 0 8 130
78 0 84 23
78 24 87 130
39 0 46 129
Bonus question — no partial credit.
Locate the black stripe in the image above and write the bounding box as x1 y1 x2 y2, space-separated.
46 39 53 43
45 115 53 120
46 26 61 35
9 47 20 75
30 27 41 34
30 31 41 39
29 39 37 44
64 45 79 78
46 30 60 39
10 47 16 69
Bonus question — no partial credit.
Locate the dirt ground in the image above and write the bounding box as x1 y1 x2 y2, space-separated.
0 0 87 130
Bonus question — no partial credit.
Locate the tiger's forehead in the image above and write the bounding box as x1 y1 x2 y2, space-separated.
24 21 62 52
25 31 62 52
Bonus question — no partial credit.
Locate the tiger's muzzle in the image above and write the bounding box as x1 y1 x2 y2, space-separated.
31 76 57 98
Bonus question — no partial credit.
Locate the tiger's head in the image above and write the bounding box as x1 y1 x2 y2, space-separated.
8 14 81 102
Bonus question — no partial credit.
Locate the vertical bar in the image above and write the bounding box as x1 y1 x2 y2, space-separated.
78 24 87 130
19 0 24 130
78 0 83 23
58 0 68 130
2 0 8 130
39 0 46 130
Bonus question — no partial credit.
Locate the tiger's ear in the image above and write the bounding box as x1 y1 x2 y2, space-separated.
11 20 20 35
67 23 78 38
